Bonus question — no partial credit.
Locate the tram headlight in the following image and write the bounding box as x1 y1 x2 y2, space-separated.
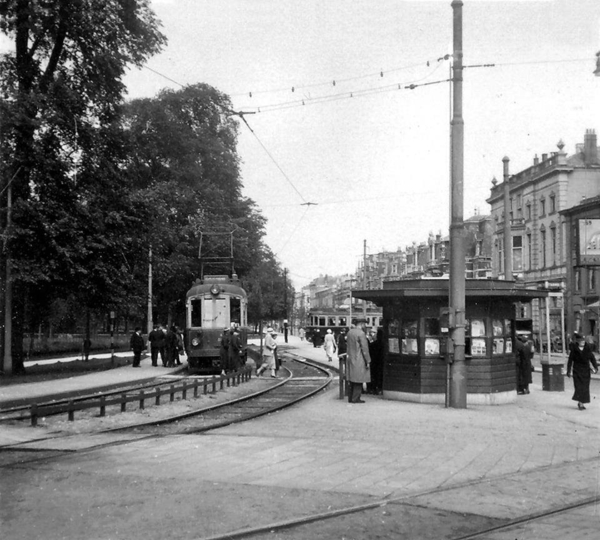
192 337 200 347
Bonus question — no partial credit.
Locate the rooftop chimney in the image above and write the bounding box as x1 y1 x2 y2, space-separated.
533 154 539 166
583 129 598 165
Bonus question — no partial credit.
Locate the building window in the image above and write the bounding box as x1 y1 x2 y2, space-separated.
550 226 557 266
540 228 547 267
540 198 546 216
513 235 523 271
575 269 581 292
550 194 556 214
589 269 596 292
526 202 532 221
526 233 532 270
498 238 503 273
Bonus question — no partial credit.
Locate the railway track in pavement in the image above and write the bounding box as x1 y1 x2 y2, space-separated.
0 356 333 466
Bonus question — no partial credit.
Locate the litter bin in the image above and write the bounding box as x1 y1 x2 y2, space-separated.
541 358 564 392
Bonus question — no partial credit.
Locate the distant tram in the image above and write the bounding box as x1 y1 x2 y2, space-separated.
185 274 249 372
305 309 383 346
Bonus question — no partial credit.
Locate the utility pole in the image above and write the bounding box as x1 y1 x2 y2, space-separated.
502 157 512 280
3 179 12 375
449 0 466 408
147 247 153 353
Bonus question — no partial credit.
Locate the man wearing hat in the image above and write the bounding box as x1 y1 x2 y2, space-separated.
346 318 372 403
257 327 278 378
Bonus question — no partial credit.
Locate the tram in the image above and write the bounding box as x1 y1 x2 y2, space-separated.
305 309 382 346
185 274 249 373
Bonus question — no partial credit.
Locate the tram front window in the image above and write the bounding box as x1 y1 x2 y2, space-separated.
231 297 241 326
191 299 202 327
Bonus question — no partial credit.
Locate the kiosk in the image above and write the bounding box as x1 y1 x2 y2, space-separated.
353 279 548 405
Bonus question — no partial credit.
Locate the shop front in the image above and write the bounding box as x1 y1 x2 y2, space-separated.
353 279 548 405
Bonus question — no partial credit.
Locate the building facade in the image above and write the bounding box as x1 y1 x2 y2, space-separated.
487 129 600 344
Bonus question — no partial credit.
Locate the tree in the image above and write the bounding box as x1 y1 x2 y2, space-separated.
121 84 267 324
0 0 166 373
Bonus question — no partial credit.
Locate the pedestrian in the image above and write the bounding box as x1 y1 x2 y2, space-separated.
175 326 184 365
346 318 371 404
515 334 533 394
272 329 280 371
299 327 305 341
336 327 348 362
323 329 337 362
567 333 598 410
368 327 384 395
130 327 145 368
220 327 230 375
165 325 179 367
229 324 242 372
148 324 166 367
82 337 91 361
257 327 278 378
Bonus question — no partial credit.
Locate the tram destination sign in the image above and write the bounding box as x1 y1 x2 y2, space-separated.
577 218 600 266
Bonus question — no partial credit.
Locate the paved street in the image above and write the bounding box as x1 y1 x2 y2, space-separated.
1 336 600 539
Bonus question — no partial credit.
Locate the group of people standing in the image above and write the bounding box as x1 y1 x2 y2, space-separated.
129 323 184 368
219 324 244 374
148 324 184 367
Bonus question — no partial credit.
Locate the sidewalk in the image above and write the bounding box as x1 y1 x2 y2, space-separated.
0 358 185 409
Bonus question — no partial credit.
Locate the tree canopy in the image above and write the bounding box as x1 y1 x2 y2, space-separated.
0 3 293 374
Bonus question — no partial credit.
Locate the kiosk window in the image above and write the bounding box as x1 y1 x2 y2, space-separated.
388 319 400 336
328 317 336 326
339 317 347 327
493 338 504 354
492 319 503 337
231 297 241 325
402 320 418 355
318 316 326 326
424 318 440 356
505 319 513 353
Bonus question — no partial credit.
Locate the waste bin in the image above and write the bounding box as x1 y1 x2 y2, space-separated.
541 358 564 392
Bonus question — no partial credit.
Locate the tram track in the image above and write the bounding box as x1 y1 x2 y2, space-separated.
0 357 333 464
199 455 600 540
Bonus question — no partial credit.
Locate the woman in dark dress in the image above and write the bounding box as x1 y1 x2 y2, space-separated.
567 334 598 410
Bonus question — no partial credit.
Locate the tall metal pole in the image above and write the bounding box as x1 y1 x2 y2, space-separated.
3 180 12 375
502 157 512 280
147 247 153 353
449 0 466 408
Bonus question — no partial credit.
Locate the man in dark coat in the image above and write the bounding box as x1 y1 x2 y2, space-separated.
515 334 533 394
220 328 230 374
368 327 384 395
229 325 242 372
130 327 145 368
346 319 372 403
148 324 166 367
567 333 598 410
165 325 179 367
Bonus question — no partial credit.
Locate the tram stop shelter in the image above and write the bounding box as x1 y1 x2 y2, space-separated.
353 279 549 405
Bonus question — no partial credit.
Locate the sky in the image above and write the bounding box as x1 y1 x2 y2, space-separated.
4 1 600 289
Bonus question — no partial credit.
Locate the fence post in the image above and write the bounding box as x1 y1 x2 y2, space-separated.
139 390 145 410
170 384 175 402
212 376 217 393
100 396 106 417
203 379 208 395
30 404 38 427
121 393 127 412
155 387 161 406
182 381 187 400
68 401 75 421
193 379 198 398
